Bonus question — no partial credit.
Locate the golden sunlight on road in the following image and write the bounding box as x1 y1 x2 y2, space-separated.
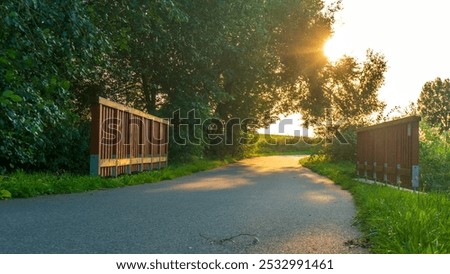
303 191 337 204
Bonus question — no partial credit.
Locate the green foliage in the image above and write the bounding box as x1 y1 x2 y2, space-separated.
418 77 450 133
251 134 316 156
317 130 357 162
286 50 387 129
419 121 450 191
288 51 387 162
1 0 369 171
0 158 235 199
38 118 91 173
168 123 206 164
301 156 450 254
0 0 106 171
85 0 189 113
323 51 387 127
87 0 339 161
0 189 12 200
306 126 357 162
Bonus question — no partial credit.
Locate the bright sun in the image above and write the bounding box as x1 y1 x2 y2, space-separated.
323 37 347 62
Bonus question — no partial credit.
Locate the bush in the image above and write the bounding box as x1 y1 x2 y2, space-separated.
169 124 206 164
419 121 450 191
0 189 12 199
0 114 91 174
313 127 357 162
0 0 104 172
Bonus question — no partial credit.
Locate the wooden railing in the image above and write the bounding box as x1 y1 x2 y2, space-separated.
89 97 169 177
356 116 421 189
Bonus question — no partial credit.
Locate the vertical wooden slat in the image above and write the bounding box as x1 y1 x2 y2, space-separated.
109 108 113 176
150 120 154 170
165 122 170 166
411 121 419 166
102 105 107 176
144 119 148 171
160 121 163 169
106 106 110 176
150 119 153 170
128 113 132 174
152 120 157 169
140 116 144 172
117 109 121 176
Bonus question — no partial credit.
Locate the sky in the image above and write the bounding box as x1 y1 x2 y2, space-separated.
261 0 450 135
324 0 450 110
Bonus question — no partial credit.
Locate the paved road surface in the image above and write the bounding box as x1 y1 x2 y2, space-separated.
0 156 366 253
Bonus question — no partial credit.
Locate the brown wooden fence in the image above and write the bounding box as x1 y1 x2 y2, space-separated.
356 116 421 189
90 97 169 177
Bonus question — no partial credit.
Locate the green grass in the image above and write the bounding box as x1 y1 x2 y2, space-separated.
249 134 317 156
0 134 316 200
0 158 235 199
300 156 450 254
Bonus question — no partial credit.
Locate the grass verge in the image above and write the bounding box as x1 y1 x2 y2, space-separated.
0 134 315 200
0 158 235 199
300 155 450 254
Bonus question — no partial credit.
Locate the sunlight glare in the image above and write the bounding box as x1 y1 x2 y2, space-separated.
323 37 348 62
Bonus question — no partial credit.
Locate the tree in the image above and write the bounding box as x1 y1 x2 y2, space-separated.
279 50 387 130
291 51 388 162
418 77 450 133
1 0 369 170
88 0 339 160
206 0 337 157
322 50 387 127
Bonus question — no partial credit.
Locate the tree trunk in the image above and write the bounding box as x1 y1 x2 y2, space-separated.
142 73 156 114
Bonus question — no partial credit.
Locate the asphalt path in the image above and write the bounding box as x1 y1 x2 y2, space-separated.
0 156 366 253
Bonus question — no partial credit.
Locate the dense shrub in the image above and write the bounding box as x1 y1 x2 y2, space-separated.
313 128 357 162
0 0 104 173
419 121 450 191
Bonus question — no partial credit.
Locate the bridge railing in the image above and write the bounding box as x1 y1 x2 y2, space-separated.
89 97 169 177
356 116 421 189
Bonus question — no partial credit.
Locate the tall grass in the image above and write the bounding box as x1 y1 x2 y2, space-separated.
301 156 450 254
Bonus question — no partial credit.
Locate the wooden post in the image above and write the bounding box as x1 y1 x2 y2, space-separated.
166 121 170 167
373 162 377 181
356 161 360 177
364 161 368 180
128 113 133 175
150 120 153 171
89 102 101 176
159 121 162 170
411 120 420 188
113 109 120 177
